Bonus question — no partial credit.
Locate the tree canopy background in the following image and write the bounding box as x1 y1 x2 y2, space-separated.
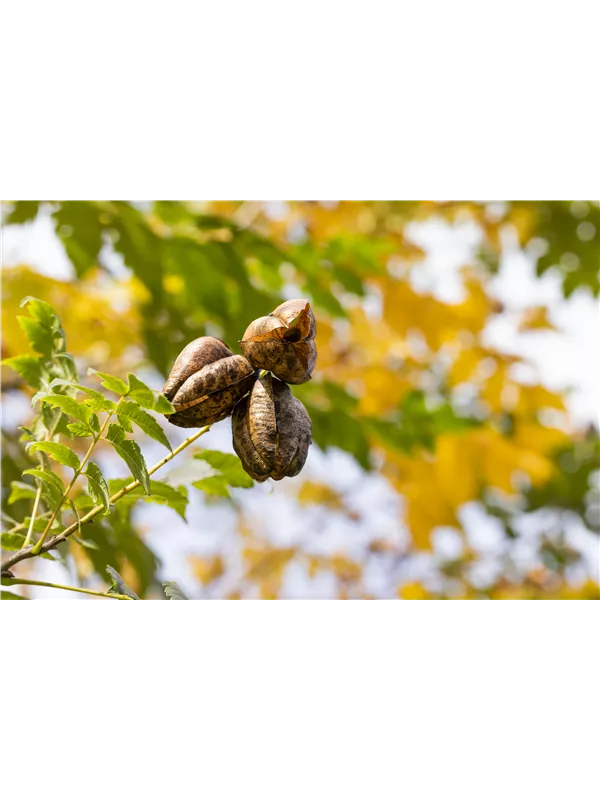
2 200 599 599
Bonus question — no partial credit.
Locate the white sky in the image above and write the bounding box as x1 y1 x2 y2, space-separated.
2 208 598 597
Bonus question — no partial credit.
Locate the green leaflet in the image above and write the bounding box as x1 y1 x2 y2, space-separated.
23 468 65 507
67 499 82 537
153 393 175 414
162 581 190 600
1 355 45 389
106 424 150 494
54 353 78 380
17 315 53 357
85 462 111 514
40 404 65 438
1 591 29 600
17 297 66 357
67 422 93 437
20 296 61 331
37 394 92 425
118 401 171 451
32 378 115 413
28 441 80 471
118 414 133 433
71 384 116 412
105 566 139 599
88 368 129 396
126 374 155 408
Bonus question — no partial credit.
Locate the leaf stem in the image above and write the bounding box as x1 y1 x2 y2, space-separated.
1 426 210 573
2 576 133 600
30 397 124 555
22 485 43 548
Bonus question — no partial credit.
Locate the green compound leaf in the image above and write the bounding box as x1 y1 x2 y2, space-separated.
1 355 45 390
28 441 80 471
37 394 92 425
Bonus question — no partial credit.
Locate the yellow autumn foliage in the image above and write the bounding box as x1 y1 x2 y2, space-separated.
2 266 142 368
3 200 596 600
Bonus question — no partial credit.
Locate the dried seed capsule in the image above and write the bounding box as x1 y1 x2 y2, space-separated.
163 336 257 428
232 373 312 481
240 299 317 384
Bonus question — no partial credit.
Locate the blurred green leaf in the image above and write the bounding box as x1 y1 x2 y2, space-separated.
52 201 103 278
23 467 65 506
8 481 37 505
1 531 56 560
306 404 371 469
4 201 40 225
193 475 231 498
108 479 188 521
194 451 254 489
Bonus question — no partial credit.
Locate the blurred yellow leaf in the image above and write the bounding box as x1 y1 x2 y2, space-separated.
381 274 492 352
1 266 141 367
306 555 321 579
397 582 431 599
448 345 486 386
507 206 536 244
297 480 344 511
518 306 556 332
243 547 295 583
358 365 411 415
516 384 566 413
329 555 362 582
558 581 600 600
435 435 479 507
513 420 569 457
189 555 224 585
480 362 512 411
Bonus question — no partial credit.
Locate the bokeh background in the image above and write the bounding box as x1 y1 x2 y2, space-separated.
2 200 599 599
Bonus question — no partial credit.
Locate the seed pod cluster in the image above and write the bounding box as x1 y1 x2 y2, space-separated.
162 300 316 481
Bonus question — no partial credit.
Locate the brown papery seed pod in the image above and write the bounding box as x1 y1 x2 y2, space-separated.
240 299 317 384
163 336 257 428
232 373 312 481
